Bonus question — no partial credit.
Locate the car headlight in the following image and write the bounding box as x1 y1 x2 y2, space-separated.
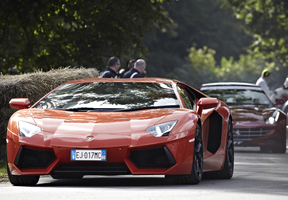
18 121 42 137
146 120 177 137
265 110 280 124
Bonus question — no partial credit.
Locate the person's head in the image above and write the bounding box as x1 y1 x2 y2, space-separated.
283 77 288 89
107 56 120 72
261 69 271 80
128 59 136 70
134 59 146 74
8 67 18 75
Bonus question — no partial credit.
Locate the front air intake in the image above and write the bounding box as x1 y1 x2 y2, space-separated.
15 146 56 169
129 146 176 169
52 163 131 176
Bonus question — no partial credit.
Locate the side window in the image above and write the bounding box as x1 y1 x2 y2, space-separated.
177 86 193 109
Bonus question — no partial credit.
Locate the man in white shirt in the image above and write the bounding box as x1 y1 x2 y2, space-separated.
256 69 271 96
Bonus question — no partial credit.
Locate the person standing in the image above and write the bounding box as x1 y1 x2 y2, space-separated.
256 69 271 96
270 76 288 104
123 59 146 78
119 59 136 78
101 56 121 78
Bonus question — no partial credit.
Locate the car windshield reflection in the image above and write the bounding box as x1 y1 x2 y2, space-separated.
34 82 180 111
201 87 273 106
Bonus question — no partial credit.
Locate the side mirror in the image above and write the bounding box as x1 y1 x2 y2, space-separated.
275 98 285 105
197 98 219 115
9 98 31 109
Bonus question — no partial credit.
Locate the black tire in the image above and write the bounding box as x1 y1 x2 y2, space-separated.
260 146 270 153
218 119 234 179
261 145 286 154
203 119 234 179
272 145 286 154
171 124 203 184
7 164 39 186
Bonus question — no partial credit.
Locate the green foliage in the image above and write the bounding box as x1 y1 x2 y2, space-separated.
144 0 286 89
186 46 218 87
0 158 7 182
169 45 265 89
222 0 288 66
0 0 171 73
215 54 264 82
144 0 253 78
167 46 218 89
0 158 7 177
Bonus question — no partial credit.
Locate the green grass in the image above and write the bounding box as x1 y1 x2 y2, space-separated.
0 158 8 182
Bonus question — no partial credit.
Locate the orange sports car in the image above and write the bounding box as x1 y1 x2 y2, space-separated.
6 78 233 186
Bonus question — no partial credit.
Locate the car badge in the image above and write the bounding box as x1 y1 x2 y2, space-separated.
235 130 241 136
87 136 94 141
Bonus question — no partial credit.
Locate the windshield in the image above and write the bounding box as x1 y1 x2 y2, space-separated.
200 86 273 106
34 82 180 111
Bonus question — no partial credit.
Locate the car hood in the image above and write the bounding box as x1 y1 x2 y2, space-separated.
229 105 276 126
26 108 185 148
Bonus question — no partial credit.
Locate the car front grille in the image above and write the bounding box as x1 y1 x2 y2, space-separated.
233 128 271 140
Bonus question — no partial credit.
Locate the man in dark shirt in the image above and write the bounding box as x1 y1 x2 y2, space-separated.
123 59 146 78
119 59 136 78
101 56 121 78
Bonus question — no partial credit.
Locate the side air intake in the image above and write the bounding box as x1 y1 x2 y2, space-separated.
207 111 223 154
129 146 176 169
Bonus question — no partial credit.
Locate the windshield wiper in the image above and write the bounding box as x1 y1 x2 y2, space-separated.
53 107 97 112
54 107 128 112
88 105 180 112
53 105 180 112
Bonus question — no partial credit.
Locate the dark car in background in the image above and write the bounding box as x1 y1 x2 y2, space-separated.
200 82 286 153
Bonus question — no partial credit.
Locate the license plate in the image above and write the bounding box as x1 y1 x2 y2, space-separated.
71 149 107 161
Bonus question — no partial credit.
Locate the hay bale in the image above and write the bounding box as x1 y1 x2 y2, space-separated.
0 67 99 159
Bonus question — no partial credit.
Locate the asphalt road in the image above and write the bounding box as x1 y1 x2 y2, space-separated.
0 146 287 200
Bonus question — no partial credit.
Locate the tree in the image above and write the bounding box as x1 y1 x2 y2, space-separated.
222 0 288 66
143 0 253 78
168 45 268 89
215 54 264 83
0 0 171 73
167 46 218 89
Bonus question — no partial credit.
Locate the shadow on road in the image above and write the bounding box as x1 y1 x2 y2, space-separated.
38 176 175 187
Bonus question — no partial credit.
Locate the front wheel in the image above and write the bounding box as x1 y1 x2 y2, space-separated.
218 119 234 179
272 145 286 153
7 164 39 186
171 124 203 184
